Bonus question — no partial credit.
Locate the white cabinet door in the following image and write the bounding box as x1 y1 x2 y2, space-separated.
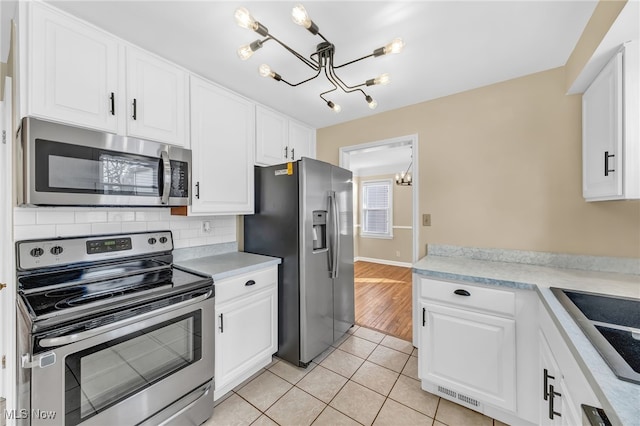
189 76 254 215
28 2 119 132
214 286 277 399
539 330 562 426
419 301 516 411
126 46 188 146
288 120 315 161
582 51 623 200
256 106 287 165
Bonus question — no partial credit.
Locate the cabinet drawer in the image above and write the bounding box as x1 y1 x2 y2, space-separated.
419 277 515 317
215 267 277 304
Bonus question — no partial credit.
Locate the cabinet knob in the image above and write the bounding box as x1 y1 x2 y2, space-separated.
0 283 6 291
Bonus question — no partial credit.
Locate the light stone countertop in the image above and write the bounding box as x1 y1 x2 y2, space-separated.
413 255 640 426
175 251 281 281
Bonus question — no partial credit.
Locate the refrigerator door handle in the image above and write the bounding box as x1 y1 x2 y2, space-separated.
329 190 339 279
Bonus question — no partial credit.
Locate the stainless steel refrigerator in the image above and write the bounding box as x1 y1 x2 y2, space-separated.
244 157 355 367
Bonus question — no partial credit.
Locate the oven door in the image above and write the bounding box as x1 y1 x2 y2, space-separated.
21 117 190 207
27 293 214 426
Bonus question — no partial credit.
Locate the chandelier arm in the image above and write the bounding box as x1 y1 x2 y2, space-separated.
333 53 375 69
268 34 318 70
278 68 323 87
327 57 369 93
319 68 339 101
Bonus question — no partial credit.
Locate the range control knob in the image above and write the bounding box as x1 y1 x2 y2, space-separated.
159 236 168 244
50 246 64 256
30 247 44 257
148 237 157 245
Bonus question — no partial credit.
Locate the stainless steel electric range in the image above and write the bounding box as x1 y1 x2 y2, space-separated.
16 231 214 426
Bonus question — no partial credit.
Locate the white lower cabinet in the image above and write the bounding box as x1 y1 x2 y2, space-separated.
419 301 516 410
538 300 600 425
416 276 539 425
213 266 277 400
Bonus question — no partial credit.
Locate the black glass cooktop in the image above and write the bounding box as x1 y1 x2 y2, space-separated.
19 264 211 320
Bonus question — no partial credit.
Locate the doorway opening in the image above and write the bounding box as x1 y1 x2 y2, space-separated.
340 135 418 342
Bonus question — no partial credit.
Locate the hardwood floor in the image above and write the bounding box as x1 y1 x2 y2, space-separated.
354 261 413 342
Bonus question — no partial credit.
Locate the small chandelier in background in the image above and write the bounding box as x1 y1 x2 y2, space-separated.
395 160 412 186
234 4 405 113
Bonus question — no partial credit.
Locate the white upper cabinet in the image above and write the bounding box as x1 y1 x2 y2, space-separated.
22 2 188 147
255 105 315 165
288 120 315 161
188 75 255 215
126 47 188 146
26 2 119 132
582 41 639 201
256 106 288 165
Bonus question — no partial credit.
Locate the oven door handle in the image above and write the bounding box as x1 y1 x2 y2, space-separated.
161 150 172 205
39 289 213 348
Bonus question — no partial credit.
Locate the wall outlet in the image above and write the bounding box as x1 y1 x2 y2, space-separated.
202 220 212 233
396 250 401 258
423 214 431 226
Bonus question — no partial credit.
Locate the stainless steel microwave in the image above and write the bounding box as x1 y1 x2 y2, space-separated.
19 117 191 207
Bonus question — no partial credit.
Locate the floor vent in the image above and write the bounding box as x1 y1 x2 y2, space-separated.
437 386 457 398
458 393 480 407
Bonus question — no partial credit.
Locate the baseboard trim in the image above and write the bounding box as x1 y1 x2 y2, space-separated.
355 256 412 268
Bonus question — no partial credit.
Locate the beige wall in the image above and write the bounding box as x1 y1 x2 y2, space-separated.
318 67 640 259
354 174 413 263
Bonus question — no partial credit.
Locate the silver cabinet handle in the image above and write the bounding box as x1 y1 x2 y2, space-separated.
284 146 288 159
39 290 212 347
291 148 295 160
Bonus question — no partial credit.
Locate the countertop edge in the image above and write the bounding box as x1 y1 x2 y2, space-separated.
174 252 282 282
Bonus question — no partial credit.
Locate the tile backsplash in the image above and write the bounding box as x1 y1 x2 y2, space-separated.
13 207 236 249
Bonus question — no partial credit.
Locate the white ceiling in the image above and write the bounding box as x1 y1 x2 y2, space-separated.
46 0 598 129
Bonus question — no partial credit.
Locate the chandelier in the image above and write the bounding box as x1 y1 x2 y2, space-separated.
395 161 412 186
234 4 405 113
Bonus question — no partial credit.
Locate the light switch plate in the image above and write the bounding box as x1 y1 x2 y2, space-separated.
423 214 431 226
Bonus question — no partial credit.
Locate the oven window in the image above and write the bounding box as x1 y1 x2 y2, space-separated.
64 311 202 425
36 139 161 196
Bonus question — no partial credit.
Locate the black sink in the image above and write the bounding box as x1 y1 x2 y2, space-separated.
551 288 640 384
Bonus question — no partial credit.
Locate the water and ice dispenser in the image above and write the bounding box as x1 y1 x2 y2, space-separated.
312 210 327 250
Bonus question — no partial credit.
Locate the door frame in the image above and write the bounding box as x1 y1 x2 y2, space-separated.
339 134 419 263
1 75 16 424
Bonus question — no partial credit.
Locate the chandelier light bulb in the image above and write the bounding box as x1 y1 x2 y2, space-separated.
291 4 312 28
234 7 257 30
237 44 254 60
327 101 341 113
384 38 405 55
365 95 378 109
374 73 391 85
259 64 273 77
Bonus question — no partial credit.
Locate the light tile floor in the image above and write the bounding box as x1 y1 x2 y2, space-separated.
204 326 508 426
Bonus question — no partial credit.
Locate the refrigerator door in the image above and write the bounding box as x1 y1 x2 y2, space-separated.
331 165 355 339
243 163 301 364
299 158 335 364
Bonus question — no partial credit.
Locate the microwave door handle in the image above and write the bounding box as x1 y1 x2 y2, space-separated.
160 151 171 205
38 289 213 348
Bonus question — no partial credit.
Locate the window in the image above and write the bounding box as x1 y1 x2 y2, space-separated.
361 179 393 238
